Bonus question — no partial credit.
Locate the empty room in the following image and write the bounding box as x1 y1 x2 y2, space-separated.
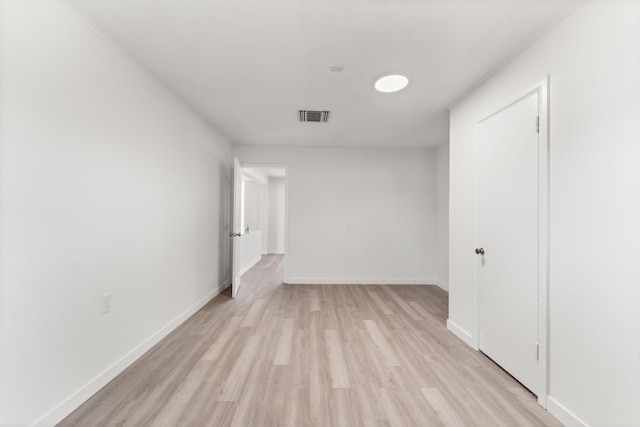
0 0 638 426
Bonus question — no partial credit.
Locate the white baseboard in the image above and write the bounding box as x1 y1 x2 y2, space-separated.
434 279 449 291
286 277 436 285
265 250 284 255
239 255 262 276
446 319 478 349
32 280 229 427
547 397 589 427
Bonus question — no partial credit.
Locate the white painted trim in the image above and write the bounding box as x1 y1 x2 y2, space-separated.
286 278 437 285
266 250 285 255
239 255 262 276
446 320 478 350
473 78 550 406
547 397 590 427
31 282 229 427
434 280 449 291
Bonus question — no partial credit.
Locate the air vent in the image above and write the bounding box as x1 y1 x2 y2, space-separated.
299 110 330 122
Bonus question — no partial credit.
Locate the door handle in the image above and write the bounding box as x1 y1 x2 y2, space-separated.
475 247 485 255
229 232 241 237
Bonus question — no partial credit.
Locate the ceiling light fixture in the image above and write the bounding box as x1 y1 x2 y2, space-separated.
374 74 409 93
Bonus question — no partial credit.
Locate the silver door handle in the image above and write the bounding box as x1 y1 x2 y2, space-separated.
475 248 485 255
229 232 241 237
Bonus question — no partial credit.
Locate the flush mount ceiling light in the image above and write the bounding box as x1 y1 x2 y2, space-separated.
374 74 409 93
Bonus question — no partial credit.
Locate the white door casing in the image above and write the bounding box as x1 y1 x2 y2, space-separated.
475 78 549 406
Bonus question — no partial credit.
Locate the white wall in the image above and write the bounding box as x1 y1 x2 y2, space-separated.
239 231 263 275
243 180 262 232
435 143 449 289
448 1 640 426
261 183 270 254
234 146 437 285
267 177 286 254
239 179 263 273
0 1 233 425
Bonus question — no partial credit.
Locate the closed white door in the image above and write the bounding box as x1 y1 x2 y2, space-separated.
231 157 242 298
477 92 540 394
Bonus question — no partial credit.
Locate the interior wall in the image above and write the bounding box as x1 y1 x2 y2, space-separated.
234 145 437 284
261 183 270 254
268 177 286 254
448 1 640 425
239 230 263 275
239 180 264 272
243 180 262 232
435 143 450 289
0 1 233 425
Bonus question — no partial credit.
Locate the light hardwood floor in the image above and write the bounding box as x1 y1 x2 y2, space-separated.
59 255 561 426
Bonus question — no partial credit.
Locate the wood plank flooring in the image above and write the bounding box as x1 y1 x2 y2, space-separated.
59 255 561 426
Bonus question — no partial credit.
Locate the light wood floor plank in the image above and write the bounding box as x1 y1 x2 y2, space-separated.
217 334 262 402
273 317 295 365
240 298 266 327
201 315 243 361
325 329 352 389
382 286 424 321
369 290 394 315
421 387 467 426
363 319 401 367
59 255 562 427
310 288 321 311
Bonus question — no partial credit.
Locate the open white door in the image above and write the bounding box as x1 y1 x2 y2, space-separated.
231 157 242 298
476 91 540 395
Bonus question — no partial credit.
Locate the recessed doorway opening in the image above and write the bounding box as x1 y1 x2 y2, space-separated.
232 161 288 298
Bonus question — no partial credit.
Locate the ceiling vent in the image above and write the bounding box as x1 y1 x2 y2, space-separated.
299 110 330 122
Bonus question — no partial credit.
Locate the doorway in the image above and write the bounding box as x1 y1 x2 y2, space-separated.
231 160 288 298
475 79 549 406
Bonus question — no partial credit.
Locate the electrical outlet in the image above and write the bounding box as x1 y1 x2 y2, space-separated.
100 293 112 314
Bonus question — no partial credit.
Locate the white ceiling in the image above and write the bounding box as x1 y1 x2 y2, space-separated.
65 0 582 148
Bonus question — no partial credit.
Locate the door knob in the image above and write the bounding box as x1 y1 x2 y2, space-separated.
475 248 485 255
229 232 241 237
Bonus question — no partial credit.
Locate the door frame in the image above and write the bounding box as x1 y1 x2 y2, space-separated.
239 162 290 284
473 77 549 407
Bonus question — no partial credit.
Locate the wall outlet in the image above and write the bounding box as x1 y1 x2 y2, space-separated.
100 293 112 314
